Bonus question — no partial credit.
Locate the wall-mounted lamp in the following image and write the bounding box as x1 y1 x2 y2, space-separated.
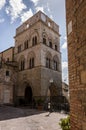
49 79 53 84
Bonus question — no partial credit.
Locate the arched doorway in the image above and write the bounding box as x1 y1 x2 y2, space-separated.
24 86 32 105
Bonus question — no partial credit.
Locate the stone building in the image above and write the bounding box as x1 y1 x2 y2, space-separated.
62 82 69 102
66 0 86 130
0 47 18 104
0 11 62 105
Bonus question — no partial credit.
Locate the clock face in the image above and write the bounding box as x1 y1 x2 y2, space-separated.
41 13 46 22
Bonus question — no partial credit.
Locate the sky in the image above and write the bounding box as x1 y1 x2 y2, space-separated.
0 0 68 84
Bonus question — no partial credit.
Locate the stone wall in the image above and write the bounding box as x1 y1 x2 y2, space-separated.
0 47 14 62
0 64 18 104
66 0 86 130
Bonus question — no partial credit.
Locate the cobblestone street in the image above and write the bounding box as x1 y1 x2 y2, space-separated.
0 106 67 130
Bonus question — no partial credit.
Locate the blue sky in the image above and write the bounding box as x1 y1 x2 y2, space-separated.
0 0 68 84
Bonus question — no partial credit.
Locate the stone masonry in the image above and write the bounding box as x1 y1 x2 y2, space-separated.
66 0 86 130
0 11 62 105
0 47 18 104
14 11 62 102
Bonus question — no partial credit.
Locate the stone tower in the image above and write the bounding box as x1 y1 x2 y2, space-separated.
66 0 86 130
14 11 62 103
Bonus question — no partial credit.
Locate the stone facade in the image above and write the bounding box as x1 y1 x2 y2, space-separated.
66 0 86 130
0 11 62 105
0 47 18 104
0 47 14 62
62 82 69 102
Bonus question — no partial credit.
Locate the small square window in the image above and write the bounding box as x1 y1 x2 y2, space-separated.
6 70 9 76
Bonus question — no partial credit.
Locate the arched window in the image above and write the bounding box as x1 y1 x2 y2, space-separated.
49 41 52 48
18 45 21 53
27 51 35 69
46 52 52 69
32 58 34 68
32 36 37 46
29 58 32 69
20 60 25 70
46 58 51 68
32 37 35 46
55 45 57 51
19 56 25 71
43 37 46 44
53 60 57 70
53 55 59 71
24 40 28 49
29 57 34 69
22 60 25 70
35 36 37 45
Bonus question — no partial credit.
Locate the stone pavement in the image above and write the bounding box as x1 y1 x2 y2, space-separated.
0 106 68 130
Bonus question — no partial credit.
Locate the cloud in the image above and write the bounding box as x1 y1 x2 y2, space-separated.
0 18 4 23
62 72 69 84
0 0 6 10
30 0 41 6
62 61 68 70
62 35 67 49
36 6 44 12
62 41 67 49
64 36 67 40
5 0 27 23
62 61 68 84
46 3 50 12
20 9 33 23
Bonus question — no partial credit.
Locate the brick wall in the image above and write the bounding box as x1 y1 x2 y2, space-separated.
66 0 86 130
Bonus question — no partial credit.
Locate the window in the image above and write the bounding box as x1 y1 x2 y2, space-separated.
49 41 52 48
20 61 22 70
53 60 57 70
20 60 25 71
29 58 34 69
29 58 31 69
32 58 34 68
32 37 35 46
43 37 46 44
35 36 37 45
24 40 28 49
18 45 21 53
32 36 37 46
22 60 25 70
46 58 51 68
55 45 57 51
6 70 9 76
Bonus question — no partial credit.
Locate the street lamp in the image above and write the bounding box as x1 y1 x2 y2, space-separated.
49 79 53 84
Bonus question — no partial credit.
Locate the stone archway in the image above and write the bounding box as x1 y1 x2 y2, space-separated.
49 84 58 103
24 86 33 105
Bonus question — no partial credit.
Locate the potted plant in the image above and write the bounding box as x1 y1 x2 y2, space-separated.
37 98 44 110
59 116 70 130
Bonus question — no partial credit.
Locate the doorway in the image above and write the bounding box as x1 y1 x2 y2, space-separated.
24 86 32 105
